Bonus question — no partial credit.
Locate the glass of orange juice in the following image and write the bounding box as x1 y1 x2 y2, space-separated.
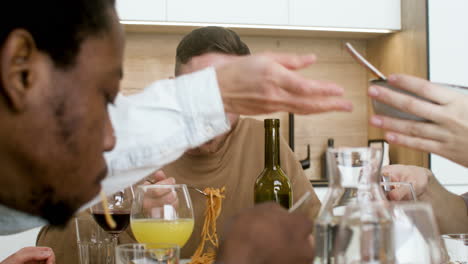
131 184 194 248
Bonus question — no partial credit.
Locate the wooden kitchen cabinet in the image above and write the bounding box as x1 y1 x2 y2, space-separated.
116 0 166 21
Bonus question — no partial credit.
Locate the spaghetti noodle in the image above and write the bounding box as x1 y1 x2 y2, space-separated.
99 191 116 229
189 187 226 264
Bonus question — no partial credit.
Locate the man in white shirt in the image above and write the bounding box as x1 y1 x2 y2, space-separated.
0 1 352 263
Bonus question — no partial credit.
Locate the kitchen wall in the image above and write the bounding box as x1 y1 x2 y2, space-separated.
122 32 370 180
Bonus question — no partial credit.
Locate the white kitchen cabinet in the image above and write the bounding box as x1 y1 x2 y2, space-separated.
289 0 401 30
119 0 400 33
167 0 288 25
428 0 468 189
116 0 166 21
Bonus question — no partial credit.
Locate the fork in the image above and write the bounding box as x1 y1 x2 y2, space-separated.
288 191 312 213
144 178 208 196
188 186 207 196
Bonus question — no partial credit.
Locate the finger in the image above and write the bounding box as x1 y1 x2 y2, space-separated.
145 192 178 207
229 94 352 115
144 170 168 185
387 187 409 201
387 74 454 105
370 115 450 142
276 68 345 97
368 85 445 123
381 167 403 182
157 177 176 185
15 247 53 262
143 195 178 212
226 96 352 115
150 171 168 183
384 131 441 154
266 53 317 70
46 251 56 264
146 179 176 197
280 96 353 114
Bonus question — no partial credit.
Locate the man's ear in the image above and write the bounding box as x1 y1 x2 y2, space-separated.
0 29 38 112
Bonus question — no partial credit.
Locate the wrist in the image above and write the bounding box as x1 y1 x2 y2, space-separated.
419 170 449 201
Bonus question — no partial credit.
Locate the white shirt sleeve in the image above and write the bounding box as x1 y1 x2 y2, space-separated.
101 67 230 196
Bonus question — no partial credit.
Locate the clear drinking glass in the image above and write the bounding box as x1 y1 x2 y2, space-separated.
115 243 179 264
333 202 395 264
90 188 133 248
75 215 115 264
381 182 417 201
131 184 194 248
333 202 445 264
314 147 387 264
441 234 468 263
392 202 444 264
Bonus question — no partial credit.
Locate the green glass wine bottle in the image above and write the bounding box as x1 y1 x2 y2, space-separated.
254 119 292 209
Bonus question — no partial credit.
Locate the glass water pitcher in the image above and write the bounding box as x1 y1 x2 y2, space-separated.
314 147 388 264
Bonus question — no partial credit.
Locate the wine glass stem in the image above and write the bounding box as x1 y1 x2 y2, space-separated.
109 234 119 264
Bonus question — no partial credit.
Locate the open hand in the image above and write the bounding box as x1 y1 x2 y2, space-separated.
382 164 432 201
214 53 353 115
140 171 179 218
369 74 468 167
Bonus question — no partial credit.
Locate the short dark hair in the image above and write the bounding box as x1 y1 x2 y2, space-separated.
0 0 116 69
175 26 251 75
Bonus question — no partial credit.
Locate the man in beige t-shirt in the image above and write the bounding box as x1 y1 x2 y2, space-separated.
37 26 320 262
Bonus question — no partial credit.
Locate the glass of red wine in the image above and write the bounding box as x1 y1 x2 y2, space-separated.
91 188 133 261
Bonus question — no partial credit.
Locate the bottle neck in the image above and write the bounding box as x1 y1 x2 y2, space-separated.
264 125 281 169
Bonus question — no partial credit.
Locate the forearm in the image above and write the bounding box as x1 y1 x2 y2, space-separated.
420 175 468 234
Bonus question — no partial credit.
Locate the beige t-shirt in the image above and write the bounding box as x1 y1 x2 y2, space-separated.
37 118 321 262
